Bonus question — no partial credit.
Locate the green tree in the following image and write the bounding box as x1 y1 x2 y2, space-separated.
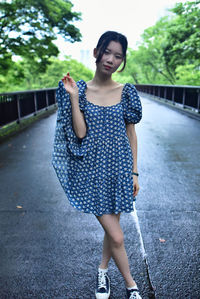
114 18 177 85
175 64 200 86
116 0 200 86
0 56 93 92
164 1 200 71
0 0 82 74
39 57 94 89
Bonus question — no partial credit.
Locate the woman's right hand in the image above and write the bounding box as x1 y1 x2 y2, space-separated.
61 72 79 97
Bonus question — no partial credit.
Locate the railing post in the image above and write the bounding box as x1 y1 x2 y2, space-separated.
45 90 49 110
54 90 56 105
34 92 37 116
158 87 161 98
172 87 175 105
197 89 200 113
16 95 21 124
164 88 167 101
182 88 186 108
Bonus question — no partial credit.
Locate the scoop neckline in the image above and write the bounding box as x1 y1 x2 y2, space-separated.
83 81 127 108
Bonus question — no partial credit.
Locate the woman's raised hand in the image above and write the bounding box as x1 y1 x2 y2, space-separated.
61 73 79 96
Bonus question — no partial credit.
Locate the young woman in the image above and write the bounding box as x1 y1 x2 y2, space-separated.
52 31 142 299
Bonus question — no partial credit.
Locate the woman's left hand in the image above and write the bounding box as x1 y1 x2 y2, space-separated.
133 176 140 197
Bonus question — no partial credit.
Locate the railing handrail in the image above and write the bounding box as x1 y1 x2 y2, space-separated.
0 87 56 96
1 83 199 128
1 84 200 96
135 84 200 89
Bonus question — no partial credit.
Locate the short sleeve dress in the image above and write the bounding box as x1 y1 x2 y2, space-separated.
52 79 142 216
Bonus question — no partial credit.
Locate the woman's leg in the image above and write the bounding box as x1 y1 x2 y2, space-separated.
96 213 137 288
99 213 120 269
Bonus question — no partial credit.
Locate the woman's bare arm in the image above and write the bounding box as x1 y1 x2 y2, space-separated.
126 123 138 173
62 73 87 139
126 123 140 196
70 94 87 139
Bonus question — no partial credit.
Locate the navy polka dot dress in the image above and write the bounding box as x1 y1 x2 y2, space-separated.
52 79 142 216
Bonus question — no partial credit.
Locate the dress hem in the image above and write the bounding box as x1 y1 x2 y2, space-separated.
67 198 136 217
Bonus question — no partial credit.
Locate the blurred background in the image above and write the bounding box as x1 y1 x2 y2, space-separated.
0 0 199 92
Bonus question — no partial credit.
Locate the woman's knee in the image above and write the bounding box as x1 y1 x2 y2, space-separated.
96 213 124 248
109 231 124 248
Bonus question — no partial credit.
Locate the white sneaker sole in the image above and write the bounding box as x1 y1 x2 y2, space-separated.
95 290 110 299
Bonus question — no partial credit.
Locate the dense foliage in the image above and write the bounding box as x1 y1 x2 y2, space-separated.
0 57 93 92
115 0 200 86
0 0 81 78
0 0 199 92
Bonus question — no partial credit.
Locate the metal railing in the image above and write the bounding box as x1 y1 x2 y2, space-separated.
135 84 200 113
1 84 200 127
0 88 57 127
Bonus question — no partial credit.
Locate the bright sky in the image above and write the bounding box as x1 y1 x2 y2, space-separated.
54 0 186 69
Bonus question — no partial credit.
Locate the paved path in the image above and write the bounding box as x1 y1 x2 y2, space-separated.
0 95 199 298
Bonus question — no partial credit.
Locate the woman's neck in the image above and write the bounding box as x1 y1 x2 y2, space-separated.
91 70 114 87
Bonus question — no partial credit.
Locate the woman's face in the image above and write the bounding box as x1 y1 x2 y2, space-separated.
95 41 124 75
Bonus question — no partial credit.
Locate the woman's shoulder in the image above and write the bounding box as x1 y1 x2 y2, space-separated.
122 83 139 97
123 82 136 89
120 82 136 96
113 81 136 91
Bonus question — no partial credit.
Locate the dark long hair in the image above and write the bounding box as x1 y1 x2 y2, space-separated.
95 31 128 72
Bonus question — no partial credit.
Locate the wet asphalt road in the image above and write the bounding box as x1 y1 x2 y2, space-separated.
0 95 199 299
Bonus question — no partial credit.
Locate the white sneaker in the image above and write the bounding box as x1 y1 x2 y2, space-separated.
126 288 142 299
95 268 110 299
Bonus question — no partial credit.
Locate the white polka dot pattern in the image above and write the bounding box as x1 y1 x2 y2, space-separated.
52 79 142 216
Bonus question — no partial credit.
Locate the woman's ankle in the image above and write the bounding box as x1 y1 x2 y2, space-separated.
125 279 137 289
99 263 108 270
